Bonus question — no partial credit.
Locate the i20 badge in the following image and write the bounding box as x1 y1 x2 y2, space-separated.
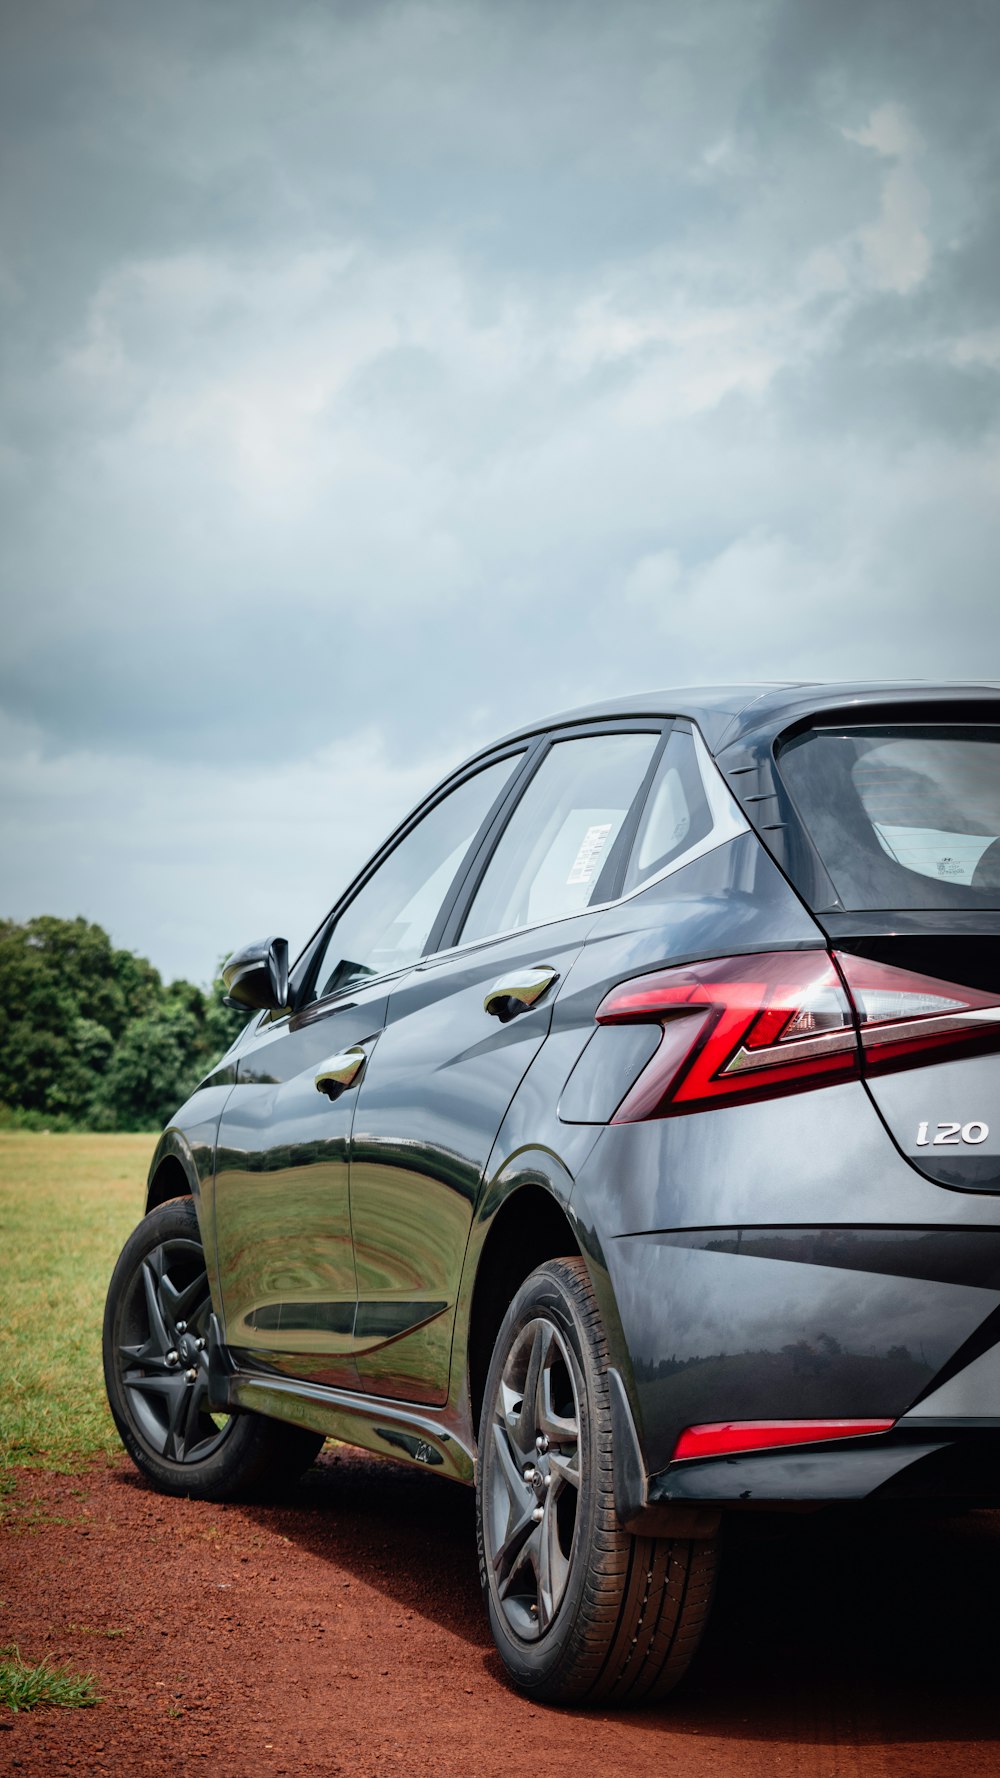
916 1121 990 1146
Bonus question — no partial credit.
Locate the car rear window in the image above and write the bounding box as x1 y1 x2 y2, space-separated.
776 724 1000 910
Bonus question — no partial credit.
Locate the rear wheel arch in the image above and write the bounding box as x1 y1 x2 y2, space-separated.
467 1184 583 1433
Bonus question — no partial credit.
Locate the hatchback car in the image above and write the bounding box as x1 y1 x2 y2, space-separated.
104 680 1000 1703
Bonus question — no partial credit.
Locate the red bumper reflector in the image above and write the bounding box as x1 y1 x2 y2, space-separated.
672 1418 896 1461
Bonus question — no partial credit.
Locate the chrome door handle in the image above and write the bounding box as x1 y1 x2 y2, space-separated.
484 966 559 1023
315 1046 367 1100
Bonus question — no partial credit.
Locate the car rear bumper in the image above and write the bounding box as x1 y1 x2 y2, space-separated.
571 1086 1000 1519
648 1421 1000 1515
608 1365 1000 1534
602 1224 1000 1478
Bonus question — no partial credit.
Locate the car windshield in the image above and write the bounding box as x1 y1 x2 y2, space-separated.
777 723 1000 910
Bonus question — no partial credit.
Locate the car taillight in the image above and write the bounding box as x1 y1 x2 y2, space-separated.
595 950 858 1121
594 949 1000 1123
833 953 1000 1074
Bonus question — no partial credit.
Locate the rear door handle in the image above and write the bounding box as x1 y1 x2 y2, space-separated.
484 966 559 1022
315 1046 367 1100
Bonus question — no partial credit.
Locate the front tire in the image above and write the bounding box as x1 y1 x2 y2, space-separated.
476 1257 718 1705
103 1196 324 1500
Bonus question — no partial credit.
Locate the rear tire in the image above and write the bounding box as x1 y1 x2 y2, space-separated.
476 1257 718 1705
103 1196 325 1501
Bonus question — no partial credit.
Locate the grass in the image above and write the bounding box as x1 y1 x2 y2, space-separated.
0 1644 100 1712
0 1132 153 1472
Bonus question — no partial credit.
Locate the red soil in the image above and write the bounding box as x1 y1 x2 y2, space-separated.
2 1448 999 1777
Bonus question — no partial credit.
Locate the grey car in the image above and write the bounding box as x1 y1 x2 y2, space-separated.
104 681 1000 1702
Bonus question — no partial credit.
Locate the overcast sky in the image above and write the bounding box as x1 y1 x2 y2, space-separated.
2 0 999 984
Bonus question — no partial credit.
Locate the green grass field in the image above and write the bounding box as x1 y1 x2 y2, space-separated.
0 1132 154 1470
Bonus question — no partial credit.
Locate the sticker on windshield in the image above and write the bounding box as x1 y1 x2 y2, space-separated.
567 823 613 886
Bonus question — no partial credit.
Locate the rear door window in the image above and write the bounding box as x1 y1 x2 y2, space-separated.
777 725 1000 909
459 731 660 943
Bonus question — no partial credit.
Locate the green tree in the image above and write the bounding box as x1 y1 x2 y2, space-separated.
0 917 144 1121
92 1003 205 1131
0 916 246 1130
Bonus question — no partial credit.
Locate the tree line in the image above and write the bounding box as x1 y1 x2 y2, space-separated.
0 916 246 1131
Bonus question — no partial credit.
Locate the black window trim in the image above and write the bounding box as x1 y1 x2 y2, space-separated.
283 713 744 1026
419 719 750 970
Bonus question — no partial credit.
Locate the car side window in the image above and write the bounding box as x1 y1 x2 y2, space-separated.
459 731 660 945
621 727 715 893
308 754 523 1003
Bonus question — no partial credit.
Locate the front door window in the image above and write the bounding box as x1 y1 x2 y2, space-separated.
308 753 523 1003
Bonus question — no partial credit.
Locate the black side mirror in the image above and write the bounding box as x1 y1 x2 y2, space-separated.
222 937 290 1012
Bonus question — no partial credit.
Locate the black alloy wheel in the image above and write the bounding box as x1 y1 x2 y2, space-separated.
484 1313 583 1640
114 1228 229 1465
477 1257 718 1706
103 1197 324 1500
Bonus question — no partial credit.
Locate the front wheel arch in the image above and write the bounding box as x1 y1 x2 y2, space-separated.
146 1154 191 1213
103 1196 324 1500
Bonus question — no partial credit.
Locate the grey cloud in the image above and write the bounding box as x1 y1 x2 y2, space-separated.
1 0 999 977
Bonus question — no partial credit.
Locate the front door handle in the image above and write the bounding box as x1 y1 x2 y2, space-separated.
315 1046 367 1100
484 966 559 1023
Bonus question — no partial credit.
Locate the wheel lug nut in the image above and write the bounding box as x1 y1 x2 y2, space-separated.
531 1506 544 1522
522 1465 537 1483
176 1321 187 1334
535 1435 549 1454
165 1350 178 1366
195 1337 206 1351
543 1473 553 1489
184 1367 197 1382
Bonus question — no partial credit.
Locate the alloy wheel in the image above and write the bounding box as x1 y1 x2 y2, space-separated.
486 1315 582 1640
115 1237 231 1464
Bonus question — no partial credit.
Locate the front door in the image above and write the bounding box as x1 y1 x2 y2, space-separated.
212 749 528 1388
213 987 388 1389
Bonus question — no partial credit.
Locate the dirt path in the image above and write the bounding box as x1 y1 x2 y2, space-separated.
2 1448 999 1777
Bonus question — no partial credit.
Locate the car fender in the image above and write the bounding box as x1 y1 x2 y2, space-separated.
144 1081 239 1320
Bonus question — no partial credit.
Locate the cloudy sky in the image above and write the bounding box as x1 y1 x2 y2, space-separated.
2 0 999 984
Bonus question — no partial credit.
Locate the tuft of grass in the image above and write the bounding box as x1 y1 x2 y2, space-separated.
0 1132 153 1469
0 1644 100 1713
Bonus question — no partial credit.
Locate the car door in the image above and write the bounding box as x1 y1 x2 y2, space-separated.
348 723 667 1405
211 749 525 1388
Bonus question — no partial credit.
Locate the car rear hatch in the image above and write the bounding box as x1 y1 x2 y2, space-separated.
749 707 1000 1192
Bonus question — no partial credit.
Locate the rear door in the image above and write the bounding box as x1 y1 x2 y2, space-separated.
774 718 1000 1191
348 723 667 1404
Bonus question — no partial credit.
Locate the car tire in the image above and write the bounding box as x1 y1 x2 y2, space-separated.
103 1196 325 1501
476 1256 718 1705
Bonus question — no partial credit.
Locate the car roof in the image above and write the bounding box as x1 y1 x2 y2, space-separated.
486 681 1000 757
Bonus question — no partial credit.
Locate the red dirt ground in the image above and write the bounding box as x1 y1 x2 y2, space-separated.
2 1448 999 1777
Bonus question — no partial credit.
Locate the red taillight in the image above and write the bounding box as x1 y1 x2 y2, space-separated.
672 1419 896 1461
595 949 1000 1122
834 953 1000 1074
596 950 858 1121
